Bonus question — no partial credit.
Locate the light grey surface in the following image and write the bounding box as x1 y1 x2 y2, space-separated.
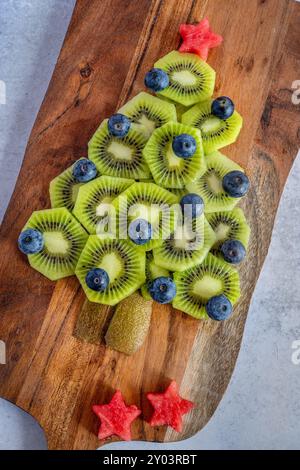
0 0 300 451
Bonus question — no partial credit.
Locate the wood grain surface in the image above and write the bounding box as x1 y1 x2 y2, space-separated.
0 0 299 450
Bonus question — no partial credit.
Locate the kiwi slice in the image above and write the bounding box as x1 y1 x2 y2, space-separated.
158 95 190 121
141 251 170 300
186 151 245 213
23 207 88 281
113 182 179 251
173 253 240 319
206 208 251 256
73 175 134 234
176 103 190 121
154 51 216 106
75 235 146 305
182 99 243 154
50 162 85 211
118 92 177 139
88 119 151 180
169 187 188 201
105 292 152 355
143 122 206 189
153 215 216 272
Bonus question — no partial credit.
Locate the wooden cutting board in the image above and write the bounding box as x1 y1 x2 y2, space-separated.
0 0 299 450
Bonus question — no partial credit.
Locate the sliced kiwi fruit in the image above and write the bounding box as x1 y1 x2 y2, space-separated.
23 207 88 281
186 151 244 213
173 253 240 319
137 178 155 183
113 181 179 251
50 162 86 211
141 251 170 300
182 99 243 154
169 187 188 201
158 95 190 121
176 103 190 121
105 292 152 355
88 119 151 180
73 175 134 234
143 122 206 189
75 235 146 305
154 51 216 106
206 208 251 257
118 92 177 139
153 215 216 272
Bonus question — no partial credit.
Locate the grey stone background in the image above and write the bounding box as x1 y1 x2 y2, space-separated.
0 0 300 450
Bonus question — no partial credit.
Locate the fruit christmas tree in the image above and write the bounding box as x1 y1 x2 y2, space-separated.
18 19 250 356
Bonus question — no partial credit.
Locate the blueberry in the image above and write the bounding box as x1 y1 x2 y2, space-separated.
206 294 232 321
128 219 152 246
18 229 44 255
211 96 235 120
172 134 197 158
180 193 204 219
108 114 131 138
149 276 177 304
144 68 169 92
221 239 246 264
85 268 109 292
222 170 250 198
72 158 97 182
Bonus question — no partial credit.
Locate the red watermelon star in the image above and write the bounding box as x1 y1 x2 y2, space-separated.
179 18 223 61
92 390 141 441
147 380 194 433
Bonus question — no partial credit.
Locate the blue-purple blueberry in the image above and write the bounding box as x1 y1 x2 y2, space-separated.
72 158 97 182
211 96 234 120
206 294 233 321
144 68 169 92
86 268 109 292
108 114 131 138
149 276 176 304
18 229 44 255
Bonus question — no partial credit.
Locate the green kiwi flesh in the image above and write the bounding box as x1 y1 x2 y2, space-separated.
75 235 146 305
88 119 151 180
169 187 188 202
206 208 251 257
141 251 170 300
173 253 240 319
182 99 243 154
186 151 244 213
49 162 87 212
143 122 206 189
23 207 88 281
154 51 216 106
73 175 134 234
158 95 190 121
118 92 177 139
153 216 216 272
113 182 179 251
105 292 153 355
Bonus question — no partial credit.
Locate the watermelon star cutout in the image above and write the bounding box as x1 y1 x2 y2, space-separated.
179 18 223 61
92 390 141 441
147 380 194 433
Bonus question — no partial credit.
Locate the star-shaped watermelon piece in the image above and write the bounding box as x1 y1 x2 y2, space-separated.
92 390 141 441
147 380 194 433
179 18 223 61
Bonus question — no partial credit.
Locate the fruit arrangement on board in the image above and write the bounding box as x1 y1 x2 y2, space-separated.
17 19 250 364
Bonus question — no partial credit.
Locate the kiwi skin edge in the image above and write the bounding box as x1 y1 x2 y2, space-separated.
105 292 153 355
